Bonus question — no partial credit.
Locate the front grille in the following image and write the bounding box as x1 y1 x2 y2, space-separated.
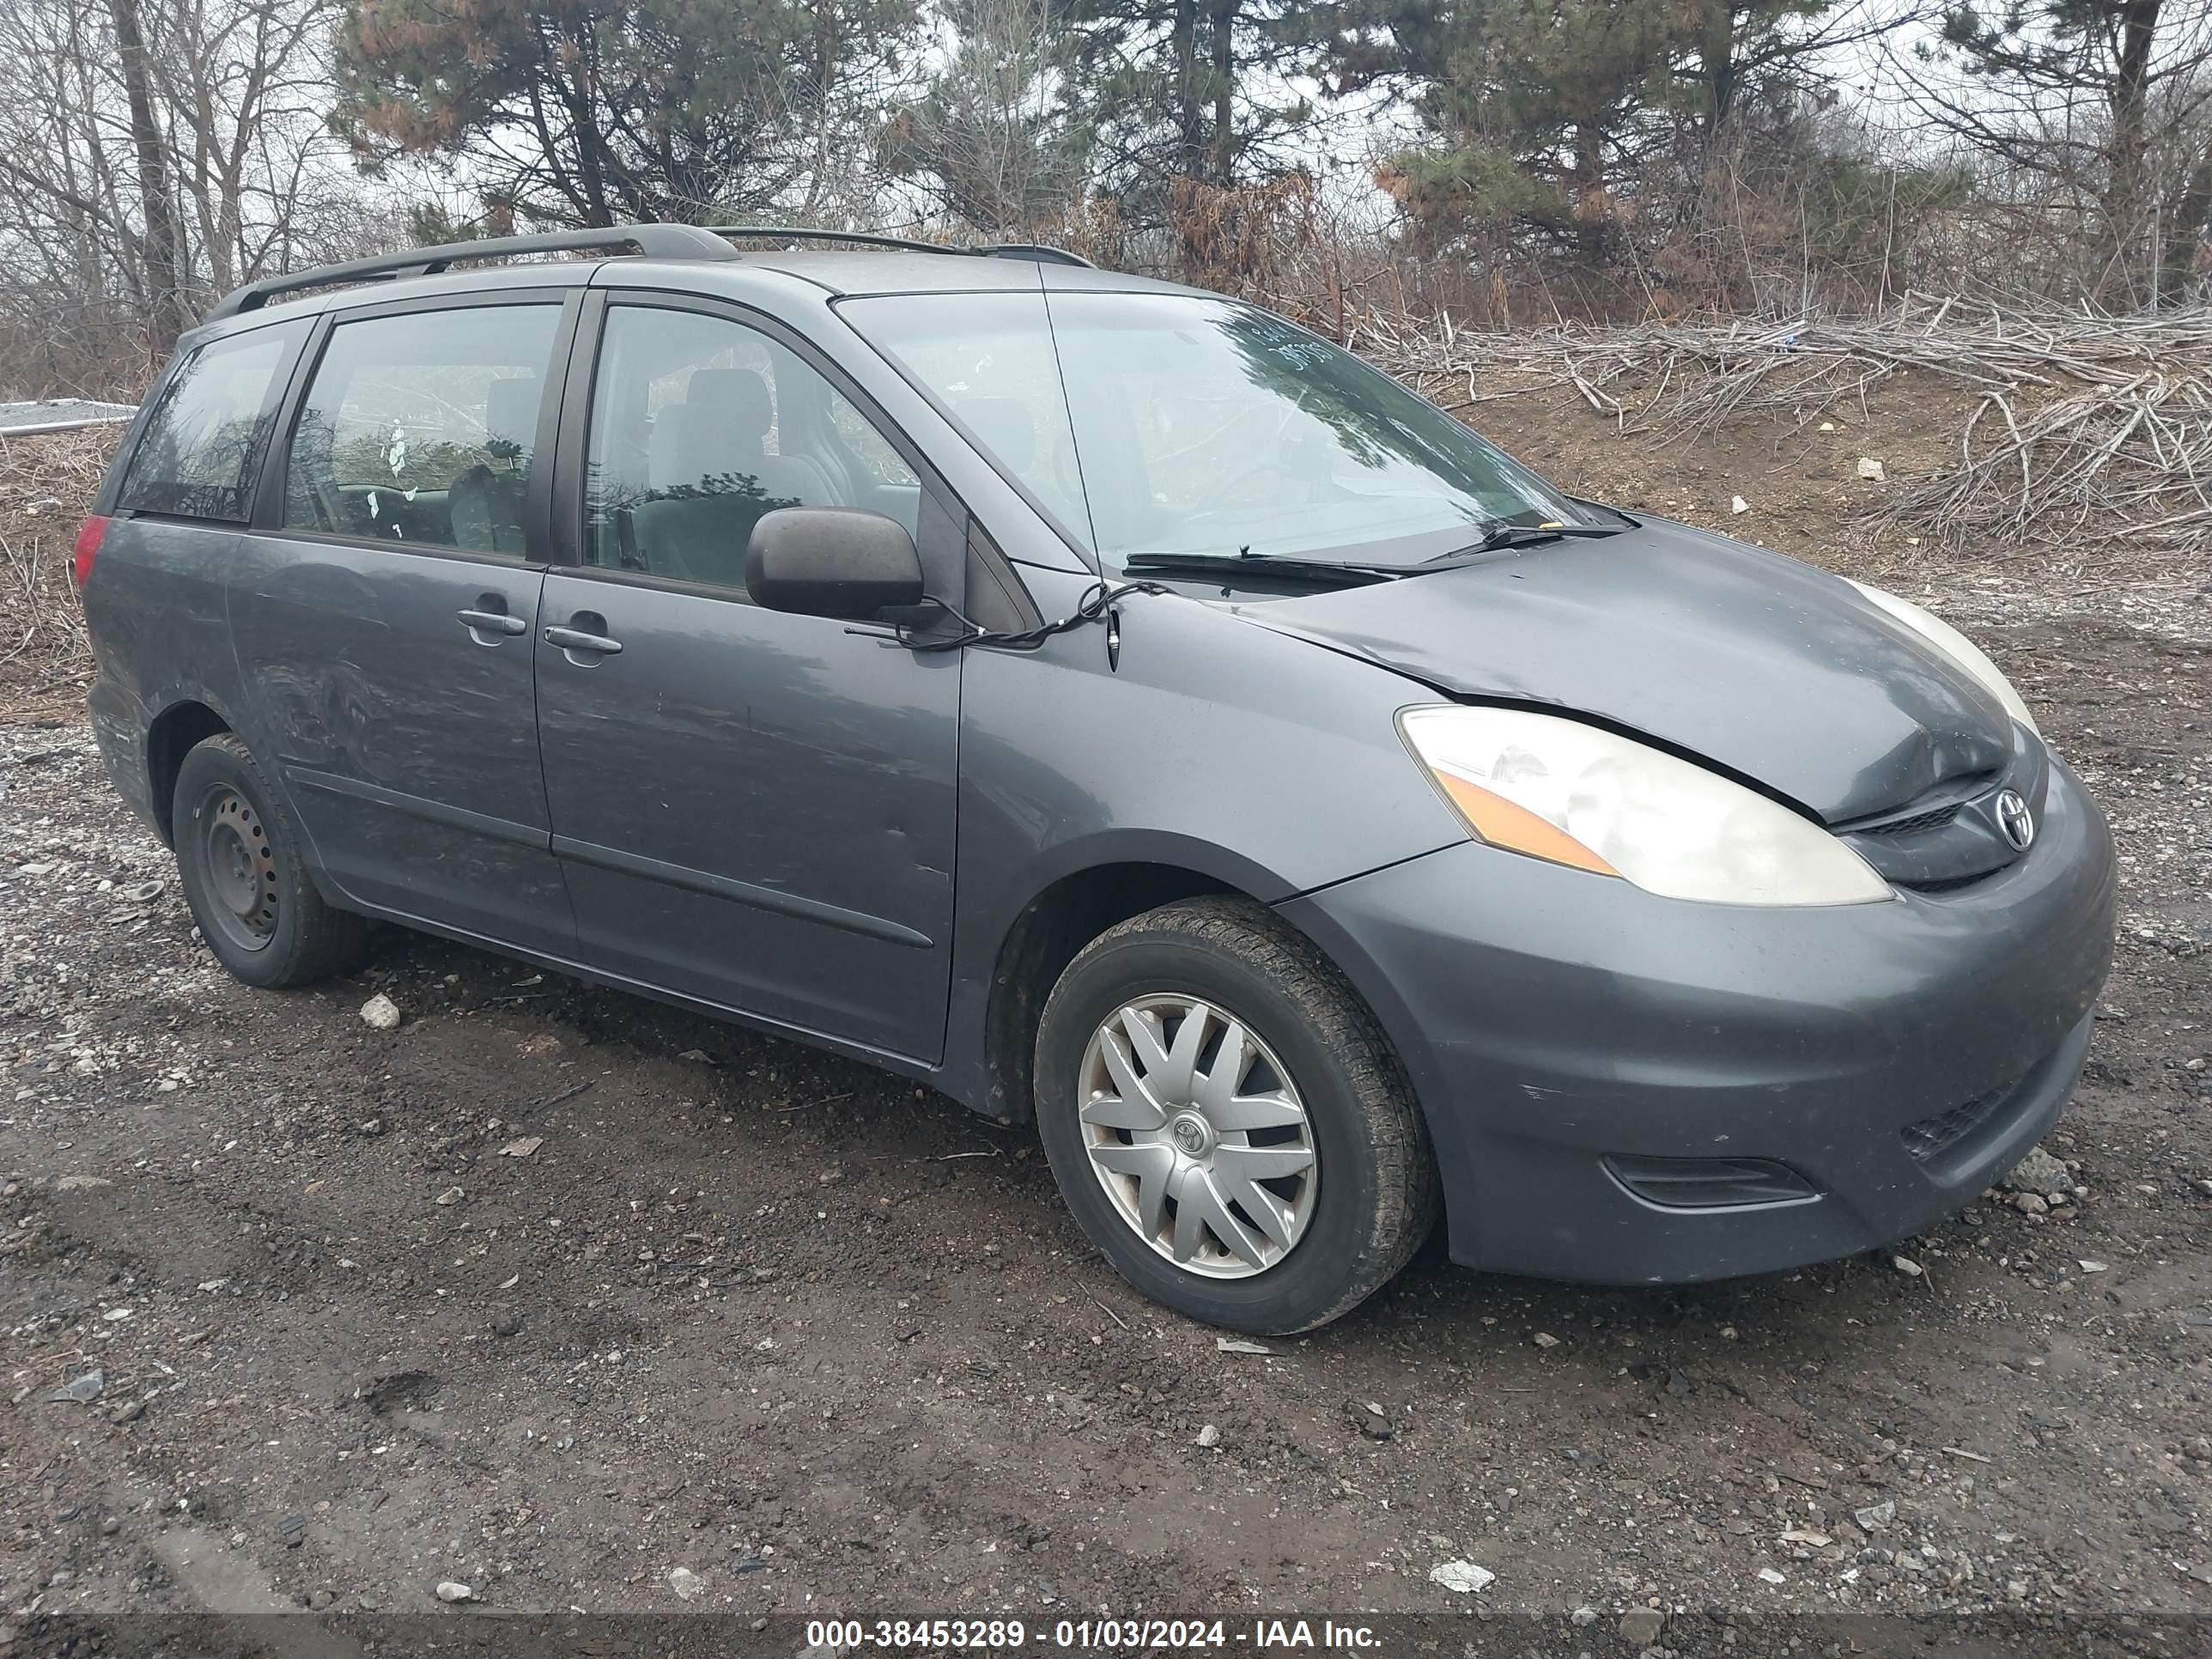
1899 870 1994 896
1859 803 1963 836
1900 1079 2018 1163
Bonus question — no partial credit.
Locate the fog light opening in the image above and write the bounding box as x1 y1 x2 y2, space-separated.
1604 1154 1820 1211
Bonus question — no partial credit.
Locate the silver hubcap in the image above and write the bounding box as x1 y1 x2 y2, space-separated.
1077 995 1318 1279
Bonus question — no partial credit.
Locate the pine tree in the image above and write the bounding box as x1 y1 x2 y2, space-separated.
332 0 916 228
1340 0 1888 264
1352 0 1677 258
881 0 1085 234
1061 0 1316 230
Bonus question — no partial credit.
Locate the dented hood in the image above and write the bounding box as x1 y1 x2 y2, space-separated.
1242 520 2014 824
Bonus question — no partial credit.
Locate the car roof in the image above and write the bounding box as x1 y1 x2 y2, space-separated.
184 245 1217 350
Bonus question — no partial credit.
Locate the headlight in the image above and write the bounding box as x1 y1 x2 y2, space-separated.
1399 705 1892 907
1845 580 2039 738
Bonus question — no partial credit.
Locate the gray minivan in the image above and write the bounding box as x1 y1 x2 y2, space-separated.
76 225 2116 1333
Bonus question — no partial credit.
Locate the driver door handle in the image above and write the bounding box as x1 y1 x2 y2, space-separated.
544 624 623 656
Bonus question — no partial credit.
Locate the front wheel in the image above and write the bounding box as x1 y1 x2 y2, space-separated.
172 733 366 988
1034 896 1437 1334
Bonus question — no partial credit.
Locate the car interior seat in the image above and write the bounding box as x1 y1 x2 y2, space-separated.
631 368 828 591
448 374 539 552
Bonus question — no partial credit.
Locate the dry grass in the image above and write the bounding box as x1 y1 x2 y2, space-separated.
0 425 118 702
1355 296 2212 570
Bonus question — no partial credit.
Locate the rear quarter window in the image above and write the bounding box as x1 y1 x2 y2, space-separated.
116 321 305 521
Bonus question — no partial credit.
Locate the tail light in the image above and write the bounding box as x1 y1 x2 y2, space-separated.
70 514 109 592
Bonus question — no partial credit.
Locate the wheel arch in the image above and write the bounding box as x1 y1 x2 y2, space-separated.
144 698 235 846
980 860 1249 1125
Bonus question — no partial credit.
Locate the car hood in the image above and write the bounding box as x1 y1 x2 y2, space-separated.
1237 520 2014 824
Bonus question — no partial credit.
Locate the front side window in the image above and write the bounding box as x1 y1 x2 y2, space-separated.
582 306 921 597
117 321 304 521
847 290 1585 568
282 305 561 555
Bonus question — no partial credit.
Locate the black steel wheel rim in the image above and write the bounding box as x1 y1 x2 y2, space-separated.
194 784 278 951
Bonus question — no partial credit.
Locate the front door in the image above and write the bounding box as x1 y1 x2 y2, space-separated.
533 299 963 1060
228 295 575 956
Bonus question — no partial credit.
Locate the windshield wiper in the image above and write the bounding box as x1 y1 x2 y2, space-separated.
1120 552 1407 586
1465 518 1627 552
1123 523 1626 586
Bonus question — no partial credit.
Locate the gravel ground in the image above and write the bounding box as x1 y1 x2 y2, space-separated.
1 573 2209 1655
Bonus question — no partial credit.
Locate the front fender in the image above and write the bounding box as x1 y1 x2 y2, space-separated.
939 575 1465 1113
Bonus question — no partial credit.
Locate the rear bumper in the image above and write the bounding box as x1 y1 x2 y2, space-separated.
88 672 157 835
1279 753 2117 1284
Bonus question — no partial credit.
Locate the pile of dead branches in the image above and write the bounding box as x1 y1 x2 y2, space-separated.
1355 295 2212 562
0 425 116 696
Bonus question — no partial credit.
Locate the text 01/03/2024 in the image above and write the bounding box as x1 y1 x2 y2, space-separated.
801 1620 1385 1650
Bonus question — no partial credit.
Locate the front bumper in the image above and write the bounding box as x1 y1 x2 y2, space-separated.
1279 753 2117 1285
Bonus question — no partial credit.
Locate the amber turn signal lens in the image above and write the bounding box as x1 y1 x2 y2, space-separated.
1433 770 1618 877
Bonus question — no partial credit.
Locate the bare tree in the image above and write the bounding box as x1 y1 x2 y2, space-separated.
0 0 151 389
145 0 345 295
105 0 186 356
0 0 367 393
1899 0 2212 304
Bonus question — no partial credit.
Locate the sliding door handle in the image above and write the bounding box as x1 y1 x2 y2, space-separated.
457 608 527 637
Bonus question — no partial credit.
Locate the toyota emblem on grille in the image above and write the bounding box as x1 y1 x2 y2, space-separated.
1996 789 2035 850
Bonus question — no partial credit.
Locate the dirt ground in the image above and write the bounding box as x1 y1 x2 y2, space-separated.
3 399 2210 1654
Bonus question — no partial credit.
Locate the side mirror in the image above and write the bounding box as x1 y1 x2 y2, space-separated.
745 507 924 619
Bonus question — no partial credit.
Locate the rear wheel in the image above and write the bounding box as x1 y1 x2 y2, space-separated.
1035 896 1437 1334
173 733 365 988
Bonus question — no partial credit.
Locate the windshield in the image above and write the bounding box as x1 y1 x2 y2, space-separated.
842 290 1587 571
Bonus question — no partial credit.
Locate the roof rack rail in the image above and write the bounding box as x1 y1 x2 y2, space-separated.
202 220 1094 323
975 242 1094 267
204 223 735 321
702 226 1092 267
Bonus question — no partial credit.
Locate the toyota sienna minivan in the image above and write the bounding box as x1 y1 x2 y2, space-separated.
75 224 2116 1333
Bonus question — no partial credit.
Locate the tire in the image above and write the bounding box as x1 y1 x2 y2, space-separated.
1034 896 1438 1334
172 733 366 988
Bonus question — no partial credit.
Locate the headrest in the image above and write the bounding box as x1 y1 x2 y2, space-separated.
483 375 540 451
957 397 1036 473
684 368 773 442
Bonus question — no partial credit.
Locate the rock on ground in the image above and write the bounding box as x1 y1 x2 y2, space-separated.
2003 1145 2071 1194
